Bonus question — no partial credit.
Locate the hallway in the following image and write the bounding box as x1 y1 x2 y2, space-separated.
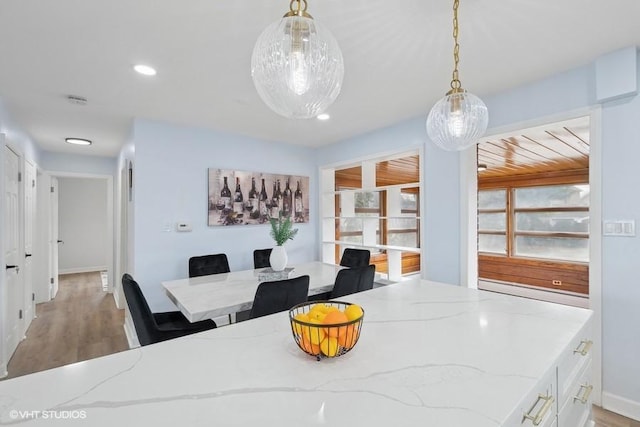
3 272 129 379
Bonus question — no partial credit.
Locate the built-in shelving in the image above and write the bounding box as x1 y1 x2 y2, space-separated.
320 149 423 281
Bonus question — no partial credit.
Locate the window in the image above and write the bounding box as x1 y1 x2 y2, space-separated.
338 191 381 248
387 190 420 248
478 184 589 263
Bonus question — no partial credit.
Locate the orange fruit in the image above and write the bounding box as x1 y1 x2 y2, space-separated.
338 327 359 349
344 304 363 321
322 310 349 338
299 336 320 355
320 337 339 357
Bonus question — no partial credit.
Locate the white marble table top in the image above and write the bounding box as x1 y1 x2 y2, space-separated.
162 261 343 322
0 280 592 426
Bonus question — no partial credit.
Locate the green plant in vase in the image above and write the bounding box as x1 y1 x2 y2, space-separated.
269 214 298 271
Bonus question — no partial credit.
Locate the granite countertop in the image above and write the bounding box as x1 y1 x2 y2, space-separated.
0 280 592 426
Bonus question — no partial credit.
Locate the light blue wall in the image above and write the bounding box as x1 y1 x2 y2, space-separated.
132 119 318 311
316 117 462 285
483 52 640 411
600 92 640 404
0 99 41 166
40 151 117 176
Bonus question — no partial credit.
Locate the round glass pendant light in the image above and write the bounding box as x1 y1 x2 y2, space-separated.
426 0 488 151
251 0 344 119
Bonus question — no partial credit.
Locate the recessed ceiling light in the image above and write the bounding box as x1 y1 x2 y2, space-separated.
477 163 488 172
317 113 330 121
134 64 157 76
65 138 92 146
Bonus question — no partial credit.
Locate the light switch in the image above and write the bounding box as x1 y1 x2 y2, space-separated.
603 220 635 236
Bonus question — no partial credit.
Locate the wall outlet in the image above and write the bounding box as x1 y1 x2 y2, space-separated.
552 280 562 286
177 222 192 232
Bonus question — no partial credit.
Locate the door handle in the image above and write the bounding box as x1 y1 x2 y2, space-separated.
6 265 19 273
25 253 32 258
57 240 64 244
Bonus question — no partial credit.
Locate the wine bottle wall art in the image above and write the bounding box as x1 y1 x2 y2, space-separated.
208 169 310 226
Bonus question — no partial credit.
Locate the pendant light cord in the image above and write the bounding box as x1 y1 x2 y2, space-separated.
450 0 462 92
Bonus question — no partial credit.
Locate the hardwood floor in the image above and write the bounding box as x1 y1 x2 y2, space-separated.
594 406 640 427
2 272 129 380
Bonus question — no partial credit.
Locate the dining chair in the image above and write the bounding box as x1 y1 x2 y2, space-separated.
249 275 310 319
329 265 376 299
188 253 230 277
339 248 371 268
122 274 217 346
253 248 272 269
357 264 376 292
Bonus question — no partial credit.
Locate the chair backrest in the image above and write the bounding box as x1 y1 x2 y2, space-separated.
339 248 371 268
357 264 376 292
189 253 230 277
330 265 376 299
121 274 157 346
249 275 310 319
253 248 272 269
330 267 362 299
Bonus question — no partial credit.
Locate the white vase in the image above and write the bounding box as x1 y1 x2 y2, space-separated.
270 246 288 271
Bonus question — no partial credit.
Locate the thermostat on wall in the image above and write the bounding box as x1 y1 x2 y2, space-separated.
177 222 192 232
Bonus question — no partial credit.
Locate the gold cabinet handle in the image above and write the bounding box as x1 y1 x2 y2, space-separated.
573 384 593 404
573 340 593 356
523 394 555 425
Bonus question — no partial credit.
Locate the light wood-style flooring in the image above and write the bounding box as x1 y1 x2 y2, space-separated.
2 272 129 380
594 406 640 427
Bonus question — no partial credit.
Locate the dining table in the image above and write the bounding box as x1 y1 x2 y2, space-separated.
161 261 343 323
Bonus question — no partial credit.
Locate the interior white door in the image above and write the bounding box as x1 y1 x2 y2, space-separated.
23 160 36 326
4 146 23 359
50 176 59 299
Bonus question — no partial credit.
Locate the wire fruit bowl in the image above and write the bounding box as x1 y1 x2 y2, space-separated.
289 300 364 361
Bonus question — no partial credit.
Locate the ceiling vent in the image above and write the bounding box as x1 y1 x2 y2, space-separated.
66 95 88 106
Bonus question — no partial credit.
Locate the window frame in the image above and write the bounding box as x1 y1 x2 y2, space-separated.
478 172 589 264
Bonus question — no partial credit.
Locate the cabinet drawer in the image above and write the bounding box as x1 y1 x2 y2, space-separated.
505 368 556 427
557 320 592 406
558 360 593 427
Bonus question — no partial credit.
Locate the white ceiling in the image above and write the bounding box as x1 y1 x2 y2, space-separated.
0 0 639 157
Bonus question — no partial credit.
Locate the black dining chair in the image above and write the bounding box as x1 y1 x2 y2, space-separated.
249 275 310 319
122 274 217 346
357 264 376 292
339 248 371 268
188 253 230 277
329 265 376 299
253 248 272 269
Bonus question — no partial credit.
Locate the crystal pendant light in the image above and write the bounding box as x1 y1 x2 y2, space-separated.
426 0 488 151
251 0 344 119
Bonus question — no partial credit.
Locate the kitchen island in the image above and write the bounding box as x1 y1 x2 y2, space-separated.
0 280 593 426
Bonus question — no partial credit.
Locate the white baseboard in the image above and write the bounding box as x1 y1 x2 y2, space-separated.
479 280 589 308
59 266 108 275
123 311 140 349
602 391 640 421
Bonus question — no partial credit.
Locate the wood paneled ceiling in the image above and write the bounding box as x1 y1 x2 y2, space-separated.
335 154 420 189
478 117 590 179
